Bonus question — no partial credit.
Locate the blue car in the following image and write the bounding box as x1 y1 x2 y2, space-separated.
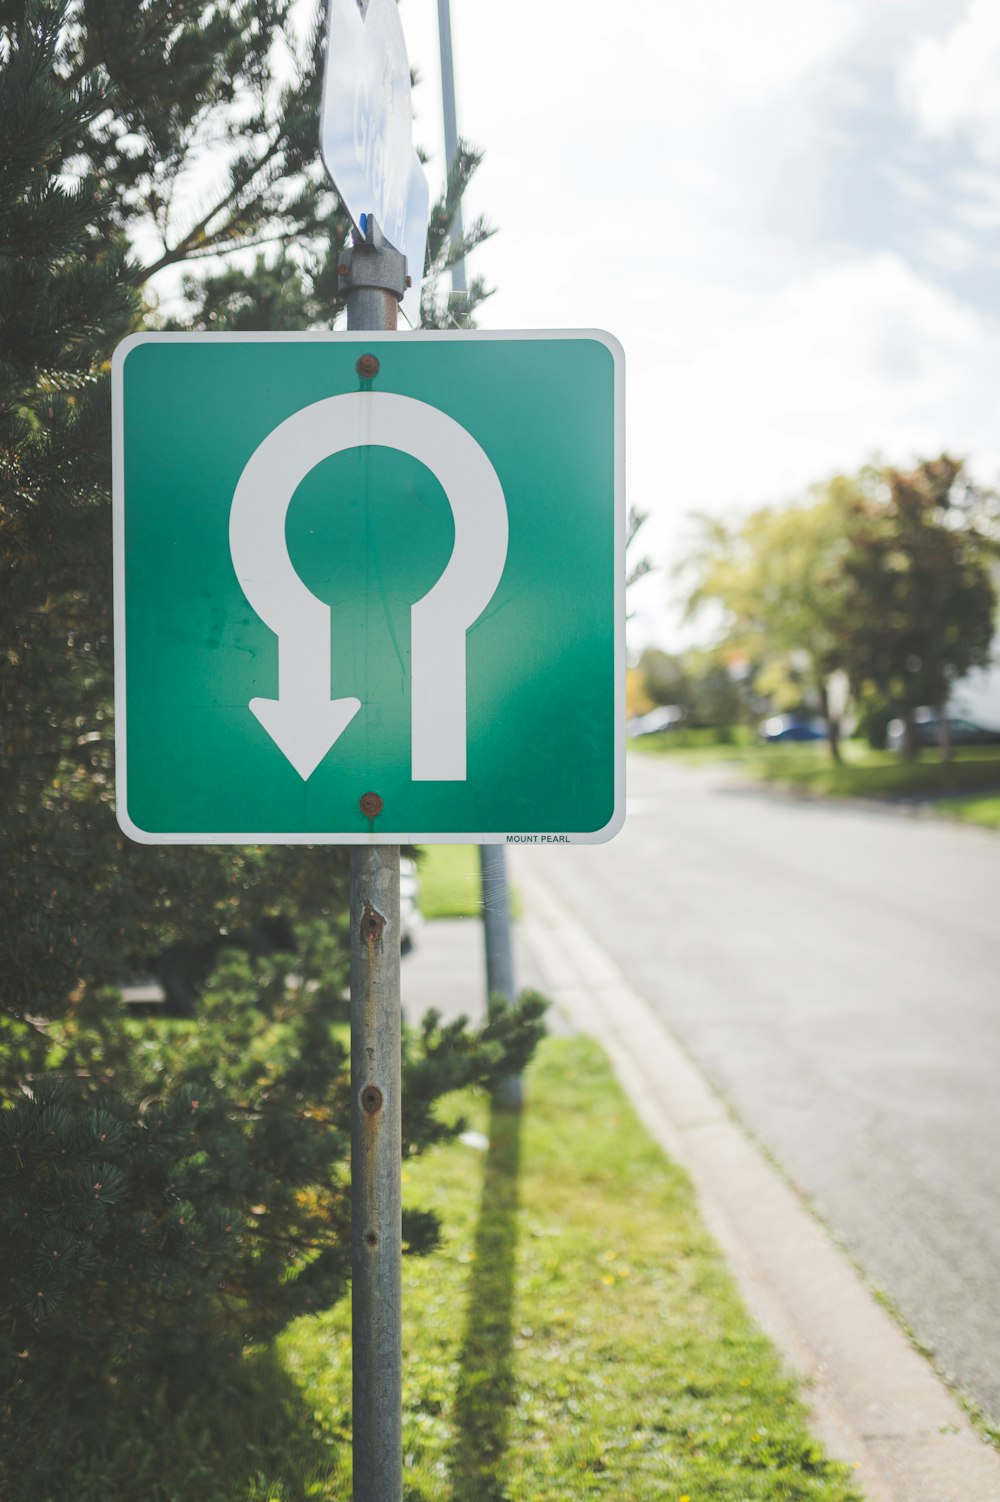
759 715 827 743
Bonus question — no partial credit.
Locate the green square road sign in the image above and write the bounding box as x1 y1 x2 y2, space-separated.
112 330 624 844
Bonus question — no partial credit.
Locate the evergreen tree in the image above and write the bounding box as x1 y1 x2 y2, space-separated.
1 4 534 1486
2 0 141 1029
2 0 494 1043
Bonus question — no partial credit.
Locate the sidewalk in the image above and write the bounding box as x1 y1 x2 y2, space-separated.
400 859 1000 1502
400 913 544 1029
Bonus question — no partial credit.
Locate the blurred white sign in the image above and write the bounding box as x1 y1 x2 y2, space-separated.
320 0 429 326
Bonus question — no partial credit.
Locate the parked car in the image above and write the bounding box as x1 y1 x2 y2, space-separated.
400 855 423 955
758 714 827 743
627 705 685 738
887 710 1000 752
126 859 423 1015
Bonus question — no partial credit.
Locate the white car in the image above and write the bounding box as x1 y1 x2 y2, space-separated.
400 856 423 954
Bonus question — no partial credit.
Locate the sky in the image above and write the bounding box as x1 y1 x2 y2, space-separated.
382 0 1000 650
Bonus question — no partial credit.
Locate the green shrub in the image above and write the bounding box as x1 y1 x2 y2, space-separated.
0 928 546 1498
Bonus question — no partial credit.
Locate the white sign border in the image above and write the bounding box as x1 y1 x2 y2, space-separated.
112 328 626 846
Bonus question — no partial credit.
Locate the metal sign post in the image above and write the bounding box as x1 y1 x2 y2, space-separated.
343 214 405 1502
349 844 402 1502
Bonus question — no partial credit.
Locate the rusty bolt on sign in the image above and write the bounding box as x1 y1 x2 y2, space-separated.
355 353 380 380
361 1085 383 1115
359 790 383 818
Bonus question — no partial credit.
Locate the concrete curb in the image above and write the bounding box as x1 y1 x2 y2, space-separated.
511 851 1000 1502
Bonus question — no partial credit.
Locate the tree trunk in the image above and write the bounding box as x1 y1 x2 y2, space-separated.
936 703 952 764
901 710 920 762
818 684 843 764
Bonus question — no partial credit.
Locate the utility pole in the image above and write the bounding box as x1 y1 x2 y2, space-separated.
339 214 407 1502
437 0 520 1087
436 0 466 296
480 843 522 1107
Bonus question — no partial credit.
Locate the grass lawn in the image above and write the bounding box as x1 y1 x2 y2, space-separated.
277 1036 864 1501
936 793 1000 827
416 845 522 920
415 844 484 918
631 734 1000 824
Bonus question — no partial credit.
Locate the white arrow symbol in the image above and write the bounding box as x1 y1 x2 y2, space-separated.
229 390 507 781
229 409 361 779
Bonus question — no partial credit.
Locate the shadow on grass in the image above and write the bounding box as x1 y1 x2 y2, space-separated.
5 1341 340 1502
449 1097 523 1502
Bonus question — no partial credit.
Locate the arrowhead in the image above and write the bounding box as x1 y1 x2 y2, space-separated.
250 695 362 780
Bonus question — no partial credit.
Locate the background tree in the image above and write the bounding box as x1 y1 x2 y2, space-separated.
625 502 653 616
679 493 852 759
631 646 746 737
838 456 998 761
677 459 998 762
683 647 747 732
636 647 690 710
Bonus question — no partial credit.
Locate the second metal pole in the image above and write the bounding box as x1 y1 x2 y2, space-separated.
436 0 467 295
480 844 522 1110
435 8 519 1087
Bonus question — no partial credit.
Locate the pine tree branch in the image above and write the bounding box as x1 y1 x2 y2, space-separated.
165 221 330 265
132 135 287 285
246 1223 324 1252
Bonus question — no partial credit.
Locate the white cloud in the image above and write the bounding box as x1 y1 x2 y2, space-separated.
625 250 1000 644
402 0 865 240
337 3 1000 649
899 0 1000 161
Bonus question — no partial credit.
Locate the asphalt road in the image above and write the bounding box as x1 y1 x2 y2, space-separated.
526 752 1000 1423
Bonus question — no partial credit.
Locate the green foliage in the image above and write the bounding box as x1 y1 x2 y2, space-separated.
630 724 757 754
417 844 487 919
1 1035 860 1500
635 647 746 731
1 0 497 1048
637 646 688 707
936 793 1000 828
402 992 548 1158
625 502 653 612
285 1037 864 1502
1 0 495 1036
1 3 526 1489
2 0 137 1044
681 492 851 758
636 737 1000 820
679 455 999 762
837 457 998 757
1 0 496 1052
0 921 546 1494
743 740 1000 802
419 137 495 330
